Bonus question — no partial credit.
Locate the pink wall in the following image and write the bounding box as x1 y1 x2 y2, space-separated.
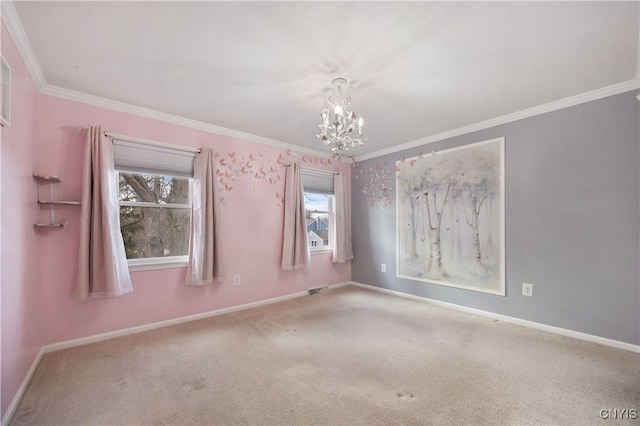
1 24 43 418
2 22 351 419
36 95 351 345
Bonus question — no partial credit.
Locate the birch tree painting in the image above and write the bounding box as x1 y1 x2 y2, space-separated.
396 138 505 295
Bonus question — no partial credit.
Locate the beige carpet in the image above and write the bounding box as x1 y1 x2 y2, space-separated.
10 286 640 425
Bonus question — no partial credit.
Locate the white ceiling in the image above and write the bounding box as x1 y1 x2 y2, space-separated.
10 1 640 158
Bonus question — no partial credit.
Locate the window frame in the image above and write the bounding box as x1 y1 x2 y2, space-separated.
118 170 192 271
304 191 335 254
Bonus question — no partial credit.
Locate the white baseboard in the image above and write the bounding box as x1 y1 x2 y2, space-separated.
328 281 352 289
1 348 44 426
349 281 640 354
44 281 352 353
43 289 314 353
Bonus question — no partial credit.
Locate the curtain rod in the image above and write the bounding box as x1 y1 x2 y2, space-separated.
78 127 201 154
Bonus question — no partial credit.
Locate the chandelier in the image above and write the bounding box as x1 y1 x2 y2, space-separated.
317 77 367 152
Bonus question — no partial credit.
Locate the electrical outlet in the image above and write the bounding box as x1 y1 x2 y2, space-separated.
234 274 241 285
381 264 386 273
522 282 533 297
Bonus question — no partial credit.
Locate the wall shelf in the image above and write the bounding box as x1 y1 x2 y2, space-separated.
37 200 81 206
34 223 65 228
33 174 61 184
33 173 80 229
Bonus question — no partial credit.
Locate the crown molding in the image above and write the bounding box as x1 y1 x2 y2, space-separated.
41 84 332 158
1 0 332 159
1 0 46 92
355 79 640 162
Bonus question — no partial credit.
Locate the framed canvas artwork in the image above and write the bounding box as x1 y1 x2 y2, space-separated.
396 137 505 295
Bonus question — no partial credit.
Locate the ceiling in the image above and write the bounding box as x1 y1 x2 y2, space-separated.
10 1 640 159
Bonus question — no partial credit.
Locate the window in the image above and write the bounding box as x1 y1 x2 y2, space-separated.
113 138 196 270
119 173 191 260
302 169 335 252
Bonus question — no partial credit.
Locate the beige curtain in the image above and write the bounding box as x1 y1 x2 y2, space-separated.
332 172 354 263
281 162 309 270
186 148 223 285
75 126 133 299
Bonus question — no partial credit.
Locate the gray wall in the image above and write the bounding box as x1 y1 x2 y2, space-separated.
352 91 639 345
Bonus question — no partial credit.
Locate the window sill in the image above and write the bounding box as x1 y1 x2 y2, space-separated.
128 256 188 272
310 248 333 255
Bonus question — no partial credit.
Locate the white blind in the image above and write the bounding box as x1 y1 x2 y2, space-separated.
112 139 195 177
302 168 334 194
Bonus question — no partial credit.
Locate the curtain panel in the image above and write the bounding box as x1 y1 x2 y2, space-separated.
186 147 224 285
281 162 310 270
332 172 354 263
75 126 133 299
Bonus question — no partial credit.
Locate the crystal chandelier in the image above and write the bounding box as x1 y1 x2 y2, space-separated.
317 78 367 152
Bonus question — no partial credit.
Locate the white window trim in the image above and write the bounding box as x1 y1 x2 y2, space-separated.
310 247 333 255
127 256 188 271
